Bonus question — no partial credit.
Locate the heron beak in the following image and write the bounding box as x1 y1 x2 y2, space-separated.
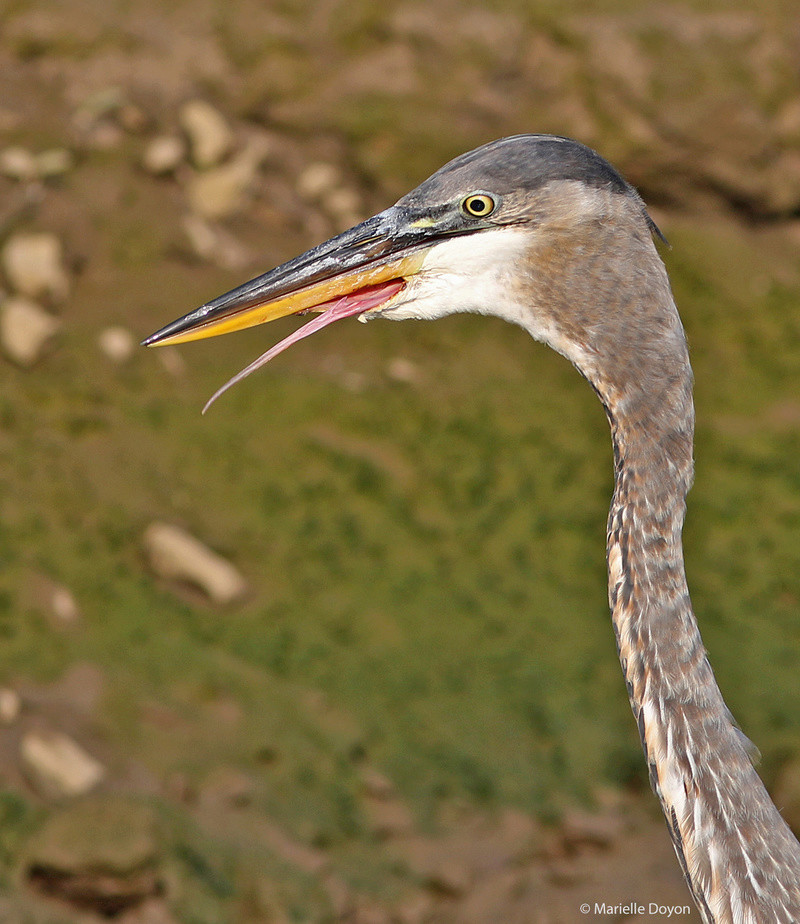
142 208 438 409
142 208 428 349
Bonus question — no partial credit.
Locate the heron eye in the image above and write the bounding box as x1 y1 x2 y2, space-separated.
461 193 496 218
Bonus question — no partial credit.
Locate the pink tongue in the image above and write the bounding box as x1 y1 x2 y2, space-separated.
203 279 404 413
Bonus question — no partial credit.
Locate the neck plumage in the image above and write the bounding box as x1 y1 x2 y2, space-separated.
603 324 800 923
518 213 800 920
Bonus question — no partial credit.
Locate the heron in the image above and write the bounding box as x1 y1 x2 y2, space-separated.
145 134 800 921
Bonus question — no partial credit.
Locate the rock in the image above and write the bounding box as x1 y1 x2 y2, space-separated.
143 521 247 604
0 146 37 181
322 185 362 227
296 162 361 227
24 795 162 916
22 574 82 629
386 357 421 385
179 99 233 169
142 135 186 176
361 767 395 800
155 345 186 378
49 583 80 625
181 212 217 256
1 232 69 302
296 162 341 202
36 148 74 179
86 122 124 151
0 296 61 366
185 161 247 219
98 325 136 363
181 214 250 269
364 798 415 839
21 731 105 799
0 688 21 724
184 139 266 220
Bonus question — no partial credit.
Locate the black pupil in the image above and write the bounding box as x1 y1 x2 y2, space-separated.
470 198 488 213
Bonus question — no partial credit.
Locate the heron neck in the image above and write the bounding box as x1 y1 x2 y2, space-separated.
607 388 800 922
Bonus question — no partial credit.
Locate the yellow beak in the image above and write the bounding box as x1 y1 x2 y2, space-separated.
143 207 430 348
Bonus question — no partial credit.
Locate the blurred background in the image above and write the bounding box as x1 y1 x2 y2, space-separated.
1 1 799 921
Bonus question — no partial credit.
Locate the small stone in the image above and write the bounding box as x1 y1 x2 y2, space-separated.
179 100 233 169
86 122 124 151
21 731 105 799
341 370 367 393
361 767 395 800
156 346 185 378
185 162 245 219
184 143 263 220
0 146 37 181
50 584 80 625
1 232 69 302
181 212 218 257
26 796 159 874
296 163 341 202
142 135 186 176
181 214 250 269
0 296 61 366
35 148 73 179
143 521 247 604
98 326 135 363
365 799 414 839
0 688 21 724
24 796 162 916
386 357 421 385
296 163 361 226
322 186 362 227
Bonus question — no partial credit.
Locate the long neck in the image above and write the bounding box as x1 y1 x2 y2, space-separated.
605 348 800 923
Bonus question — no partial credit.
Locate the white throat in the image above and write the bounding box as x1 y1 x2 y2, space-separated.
366 226 598 381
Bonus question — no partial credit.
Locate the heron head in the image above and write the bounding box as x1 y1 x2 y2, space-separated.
144 134 665 410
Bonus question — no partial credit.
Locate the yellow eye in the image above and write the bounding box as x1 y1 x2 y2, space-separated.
461 193 496 218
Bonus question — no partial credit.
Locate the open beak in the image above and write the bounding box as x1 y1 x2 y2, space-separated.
142 206 430 409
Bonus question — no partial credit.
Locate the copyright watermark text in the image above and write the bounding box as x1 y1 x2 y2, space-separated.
580 902 692 917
